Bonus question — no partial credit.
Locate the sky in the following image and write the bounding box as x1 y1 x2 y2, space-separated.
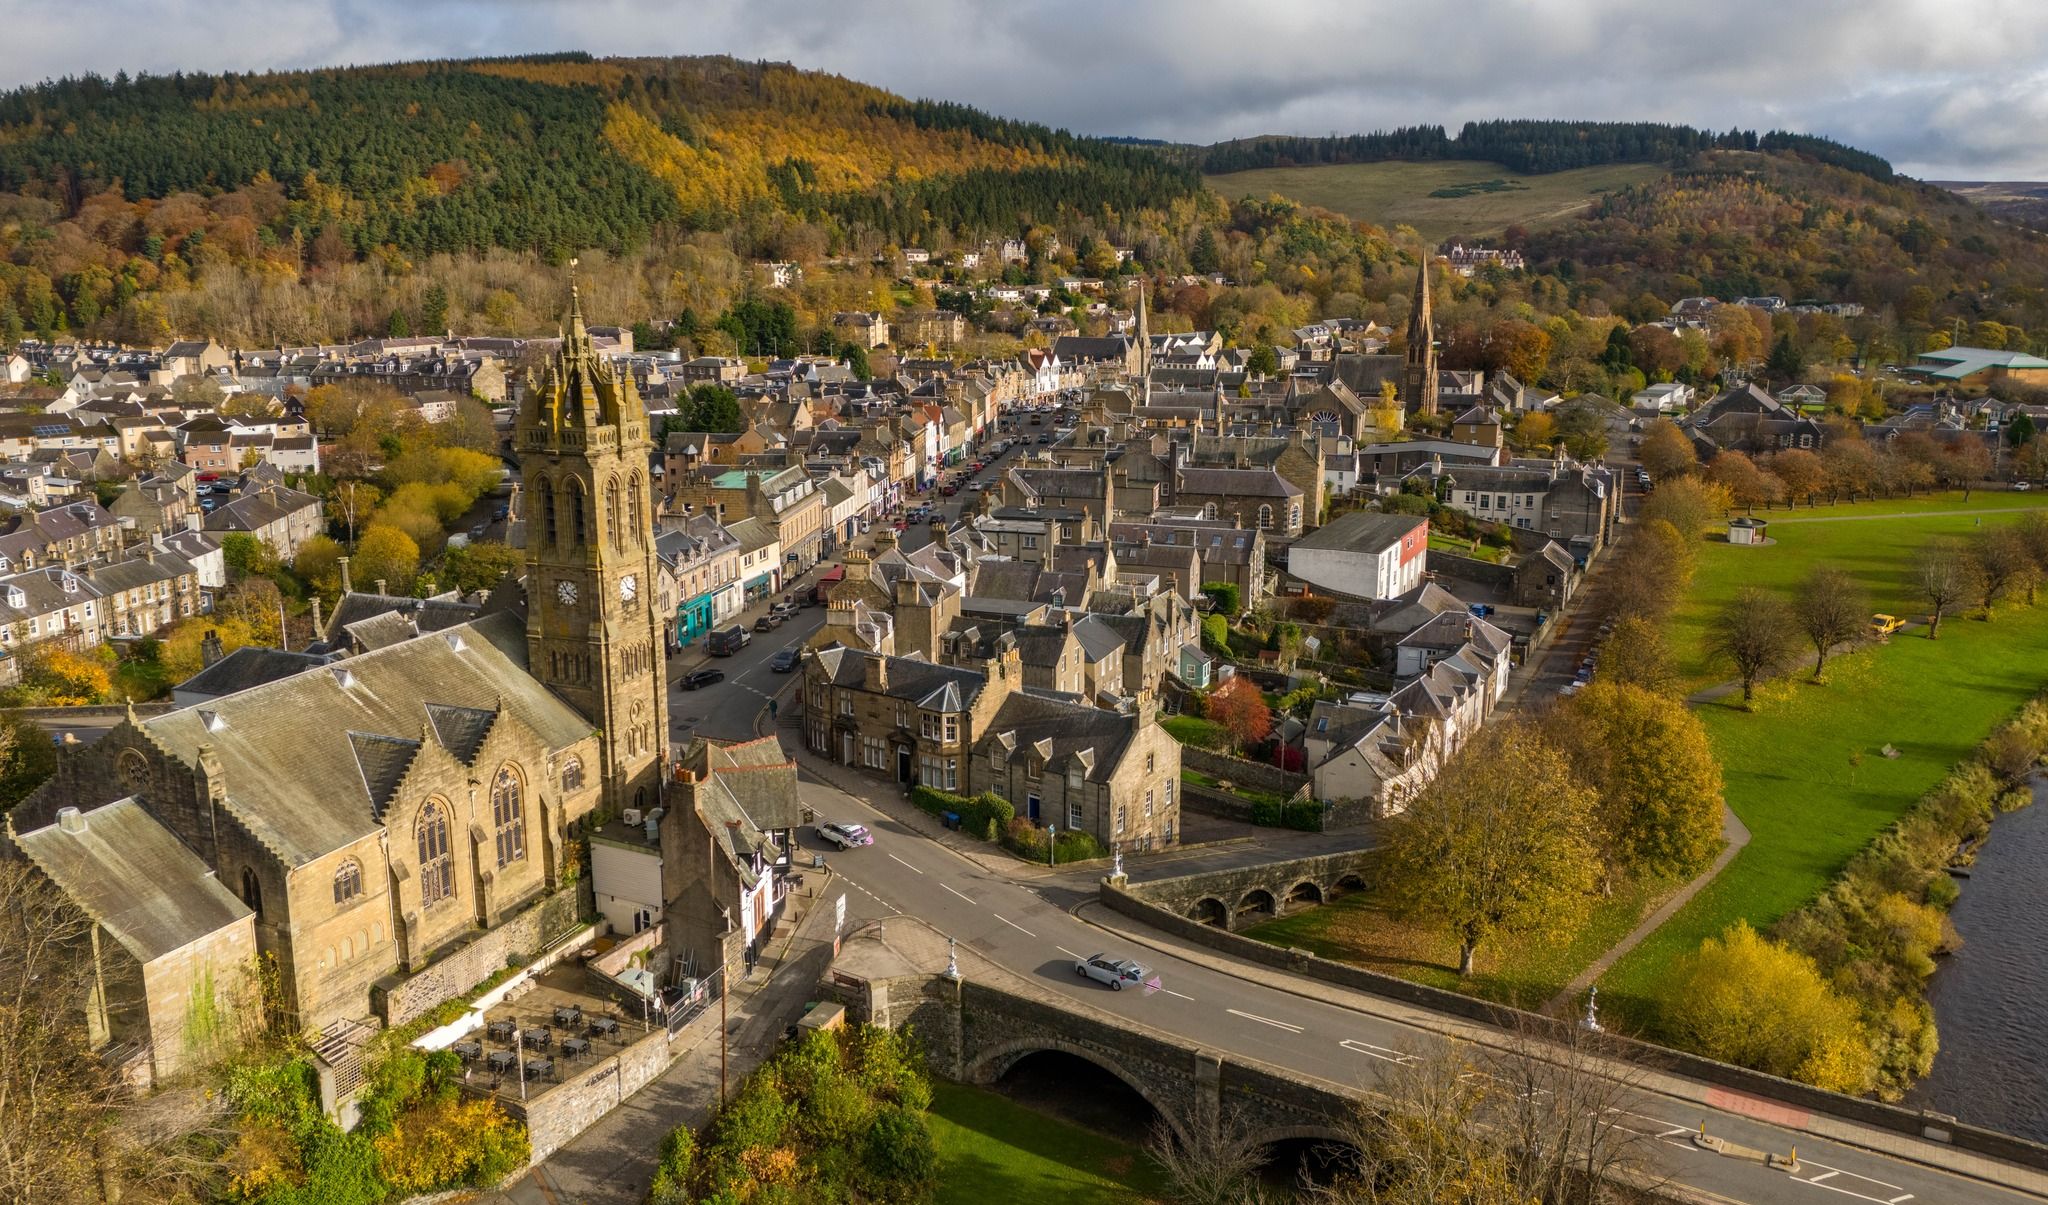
5 0 2047 180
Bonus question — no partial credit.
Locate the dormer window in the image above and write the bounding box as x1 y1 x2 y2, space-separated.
4 587 21 609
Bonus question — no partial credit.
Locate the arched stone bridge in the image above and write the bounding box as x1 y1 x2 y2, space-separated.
1128 849 1375 932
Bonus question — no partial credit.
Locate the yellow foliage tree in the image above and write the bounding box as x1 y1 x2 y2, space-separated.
161 616 265 681
1660 921 1875 1093
354 524 421 594
18 645 114 705
372 1096 528 1195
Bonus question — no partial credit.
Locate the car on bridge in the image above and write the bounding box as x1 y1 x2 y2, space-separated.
1075 954 1151 991
679 669 725 690
819 822 873 849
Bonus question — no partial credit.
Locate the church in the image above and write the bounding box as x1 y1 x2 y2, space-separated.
7 283 674 1083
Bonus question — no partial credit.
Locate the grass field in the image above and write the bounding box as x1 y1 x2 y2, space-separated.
1599 492 2048 1024
928 1080 1168 1204
1667 492 2048 691
1203 160 1666 242
1243 874 1677 1010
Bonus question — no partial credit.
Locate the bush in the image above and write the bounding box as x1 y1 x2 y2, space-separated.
912 787 1013 844
1659 921 1874 1094
1200 581 1242 615
1250 799 1282 827
1281 800 1323 831
1200 612 1230 654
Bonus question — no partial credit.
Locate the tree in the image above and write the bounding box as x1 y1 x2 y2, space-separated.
1552 683 1724 880
1660 921 1874 1093
1380 723 1597 976
1707 586 1798 706
1246 344 1279 377
1768 448 1828 506
1205 676 1272 753
1766 332 1805 382
835 341 872 381
1705 450 1781 511
0 713 56 812
1199 581 1242 616
220 531 277 579
1630 422 1695 481
1146 1113 1269 1205
1599 614 1677 695
1605 518 1694 619
14 645 113 706
441 541 523 593
1915 537 1978 639
295 534 346 596
1969 526 2035 617
1937 439 1994 500
420 282 449 334
327 479 384 548
680 384 745 434
1512 410 1555 452
1638 476 1730 542
2007 413 2037 448
1794 566 1868 681
354 524 421 594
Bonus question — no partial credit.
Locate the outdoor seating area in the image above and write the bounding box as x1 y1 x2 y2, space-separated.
448 962 656 1101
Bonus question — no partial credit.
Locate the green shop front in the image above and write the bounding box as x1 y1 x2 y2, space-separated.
673 592 716 652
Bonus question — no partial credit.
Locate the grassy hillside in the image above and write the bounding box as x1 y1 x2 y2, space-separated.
1204 160 1666 242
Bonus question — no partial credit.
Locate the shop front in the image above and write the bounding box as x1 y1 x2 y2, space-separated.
744 571 778 604
673 592 715 651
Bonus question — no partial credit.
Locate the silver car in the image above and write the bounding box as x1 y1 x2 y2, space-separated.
1075 954 1151 991
819 822 873 849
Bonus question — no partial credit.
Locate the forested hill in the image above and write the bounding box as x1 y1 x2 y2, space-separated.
0 53 1200 258
1196 121 1894 182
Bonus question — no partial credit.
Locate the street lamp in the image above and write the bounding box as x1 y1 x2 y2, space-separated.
1047 824 1057 868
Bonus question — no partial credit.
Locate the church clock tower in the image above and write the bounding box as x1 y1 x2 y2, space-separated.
519 269 670 813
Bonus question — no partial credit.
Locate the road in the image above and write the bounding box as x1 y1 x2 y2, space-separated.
668 602 825 744
897 419 1056 553
793 759 2045 1205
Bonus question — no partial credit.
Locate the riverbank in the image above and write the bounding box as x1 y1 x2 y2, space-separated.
1908 778 2048 1144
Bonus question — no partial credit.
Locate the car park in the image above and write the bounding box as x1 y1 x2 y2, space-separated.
1075 954 1151 991
679 669 725 690
819 822 873 848
769 648 800 673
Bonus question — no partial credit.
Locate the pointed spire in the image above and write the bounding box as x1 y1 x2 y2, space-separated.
566 256 589 347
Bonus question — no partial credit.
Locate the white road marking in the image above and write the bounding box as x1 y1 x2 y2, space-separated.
942 883 973 902
1659 1127 1690 1138
1799 1161 1905 1192
1808 1173 1838 1183
1055 945 1082 959
1344 1038 1417 1064
994 914 1035 937
1161 988 1194 1001
1888 1197 1914 1204
1227 1008 1304 1034
1790 1178 1901 1204
888 854 924 875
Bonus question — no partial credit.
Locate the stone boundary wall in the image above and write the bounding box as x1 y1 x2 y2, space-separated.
1429 551 1518 591
1181 747 1309 797
377 891 583 1026
518 1016 691 1164
17 703 176 719
1099 881 2048 1173
1123 850 1375 929
1180 782 1257 823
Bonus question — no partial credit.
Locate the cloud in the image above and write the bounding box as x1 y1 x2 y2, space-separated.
4 0 2047 178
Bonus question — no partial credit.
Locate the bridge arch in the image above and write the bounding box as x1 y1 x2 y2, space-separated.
964 1037 1194 1147
1237 888 1276 920
1333 873 1367 895
1189 897 1228 927
1285 880 1323 909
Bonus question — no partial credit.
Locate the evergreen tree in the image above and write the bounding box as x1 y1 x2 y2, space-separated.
386 309 411 338
1190 226 1220 274
420 283 449 334
1768 333 1805 382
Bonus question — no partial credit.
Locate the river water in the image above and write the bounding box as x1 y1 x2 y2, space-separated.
1908 783 2048 1143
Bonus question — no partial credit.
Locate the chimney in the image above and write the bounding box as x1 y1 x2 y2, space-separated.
142 542 155 563
200 629 225 668
864 655 889 692
339 555 353 594
374 578 387 595
310 595 323 637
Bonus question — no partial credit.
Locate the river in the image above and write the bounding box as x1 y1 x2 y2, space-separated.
1908 782 2048 1143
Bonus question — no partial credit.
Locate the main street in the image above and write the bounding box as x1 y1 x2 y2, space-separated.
789 756 2047 1205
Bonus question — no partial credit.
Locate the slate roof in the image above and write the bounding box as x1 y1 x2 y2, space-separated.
1290 511 1424 554
141 612 593 866
977 691 1140 783
172 646 339 701
1175 466 1301 498
810 645 986 710
15 798 252 962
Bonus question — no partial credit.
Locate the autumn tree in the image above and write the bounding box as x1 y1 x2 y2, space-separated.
441 541 524 594
1915 537 1978 638
1793 566 1869 682
1660 921 1874 1093
1599 614 1677 695
1767 447 1828 506
1380 723 1597 976
1937 439 1995 500
1707 586 1798 706
1820 437 1879 501
1605 518 1694 619
326 480 384 548
1511 410 1555 452
1706 450 1781 512
1204 676 1272 753
1636 418 1696 482
1551 683 1724 881
1638 476 1731 543
354 523 422 594
12 646 113 706
1969 526 2036 617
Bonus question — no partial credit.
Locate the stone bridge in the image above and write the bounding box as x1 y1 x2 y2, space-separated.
841 970 1359 1151
1130 849 1375 932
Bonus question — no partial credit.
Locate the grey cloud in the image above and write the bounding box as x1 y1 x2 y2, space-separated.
2 0 2046 177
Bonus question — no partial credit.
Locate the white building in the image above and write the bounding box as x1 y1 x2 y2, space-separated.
1287 512 1428 600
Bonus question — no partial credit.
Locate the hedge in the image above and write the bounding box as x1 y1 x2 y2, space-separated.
1281 799 1324 831
909 786 1013 836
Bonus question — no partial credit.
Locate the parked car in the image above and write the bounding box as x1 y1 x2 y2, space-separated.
2015 481 2034 491
753 614 785 632
680 669 725 690
1075 955 1151 992
819 822 873 849
769 648 800 673
1036 434 1052 444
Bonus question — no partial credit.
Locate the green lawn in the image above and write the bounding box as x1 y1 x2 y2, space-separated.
1603 550 2048 1026
1203 160 1666 242
1428 532 1506 563
928 1080 1169 1204
1243 875 1676 1010
1162 715 1227 749
1668 491 2048 691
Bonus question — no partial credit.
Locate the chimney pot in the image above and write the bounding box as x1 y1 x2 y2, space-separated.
57 806 84 833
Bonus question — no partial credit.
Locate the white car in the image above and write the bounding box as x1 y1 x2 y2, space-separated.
819 822 873 849
1075 954 1151 991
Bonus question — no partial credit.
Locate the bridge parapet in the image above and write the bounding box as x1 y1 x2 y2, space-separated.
1127 849 1376 931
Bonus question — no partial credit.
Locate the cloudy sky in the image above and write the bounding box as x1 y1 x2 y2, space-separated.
5 0 2046 179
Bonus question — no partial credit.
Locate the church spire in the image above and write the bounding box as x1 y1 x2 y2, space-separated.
1404 255 1440 417
1135 278 1151 401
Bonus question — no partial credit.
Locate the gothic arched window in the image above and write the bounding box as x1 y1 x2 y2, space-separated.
629 473 645 547
492 768 526 868
333 859 363 905
418 801 454 907
240 867 262 913
562 756 585 793
534 477 555 547
567 481 588 547
605 477 622 553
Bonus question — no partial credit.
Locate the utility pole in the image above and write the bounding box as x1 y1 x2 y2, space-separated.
718 955 729 1105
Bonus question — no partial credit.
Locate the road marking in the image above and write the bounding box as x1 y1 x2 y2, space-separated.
1055 945 1082 959
1343 1038 1416 1064
941 883 973 903
888 854 924 875
1808 1173 1838 1183
1160 988 1194 1001
1888 1197 1914 1204
1659 1127 1690 1138
994 914 1035 937
1797 1161 1905 1192
1227 1008 1304 1034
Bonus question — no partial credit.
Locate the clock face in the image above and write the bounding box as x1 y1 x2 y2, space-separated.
556 579 577 606
619 574 638 602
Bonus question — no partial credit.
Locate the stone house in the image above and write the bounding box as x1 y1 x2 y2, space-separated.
803 644 1015 791
970 691 1181 849
204 484 325 560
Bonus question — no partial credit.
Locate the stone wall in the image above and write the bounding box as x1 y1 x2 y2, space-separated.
520 1016 689 1164
1098 881 2048 1173
1180 747 1309 798
1122 850 1375 931
1179 782 1257 824
1428 550 1517 591
374 890 581 1027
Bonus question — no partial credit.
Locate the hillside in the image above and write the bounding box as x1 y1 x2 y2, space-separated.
1203 160 1666 243
1937 181 2048 232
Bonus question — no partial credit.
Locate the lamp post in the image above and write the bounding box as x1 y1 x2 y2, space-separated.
1047 824 1057 868
515 1023 527 1102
